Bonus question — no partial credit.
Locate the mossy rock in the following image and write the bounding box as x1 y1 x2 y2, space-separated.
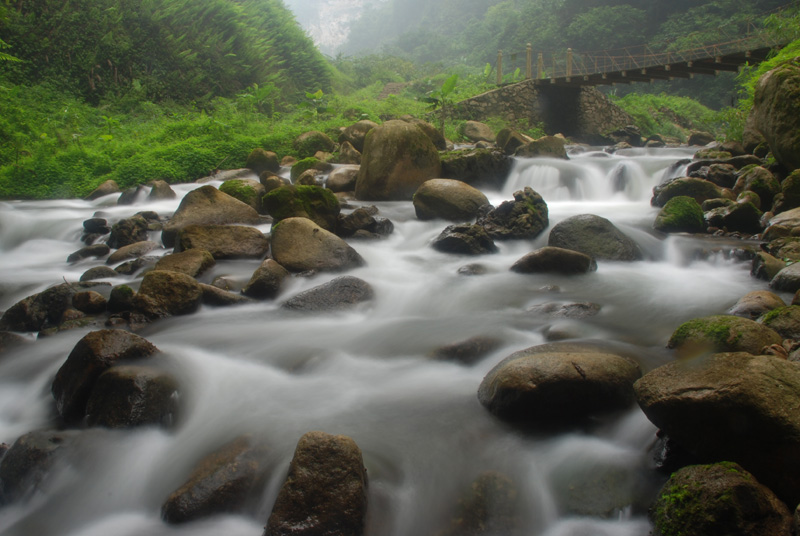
293 131 336 158
760 305 800 339
651 462 791 536
773 169 800 214
693 149 732 160
245 149 279 175
654 196 706 233
515 136 568 159
667 314 782 355
440 148 512 189
262 185 340 232
733 166 780 208
752 60 800 171
290 157 321 181
219 179 266 213
653 178 724 207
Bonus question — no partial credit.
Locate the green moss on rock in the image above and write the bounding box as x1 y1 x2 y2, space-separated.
262 184 340 232
667 314 782 354
654 196 706 233
290 157 321 181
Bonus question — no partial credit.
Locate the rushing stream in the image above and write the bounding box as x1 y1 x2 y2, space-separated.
0 147 774 535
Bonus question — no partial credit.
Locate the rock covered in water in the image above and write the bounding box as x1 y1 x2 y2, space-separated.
654 196 706 233
161 185 262 248
270 217 365 273
262 185 340 232
437 472 520 536
51 329 159 423
667 314 782 355
86 365 179 428
635 352 800 506
0 430 80 504
134 270 204 318
162 435 270 524
265 431 368 536
355 119 441 201
478 187 549 240
477 344 641 425
548 214 642 261
432 224 498 255
412 179 489 221
510 247 597 275
281 276 374 313
175 224 269 260
243 259 290 300
154 249 216 278
431 336 502 365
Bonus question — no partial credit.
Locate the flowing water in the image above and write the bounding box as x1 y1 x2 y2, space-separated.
0 148 773 535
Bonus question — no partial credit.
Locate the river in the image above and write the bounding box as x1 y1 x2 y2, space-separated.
0 147 771 535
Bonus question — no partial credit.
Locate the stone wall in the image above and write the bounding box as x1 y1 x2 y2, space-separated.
452 80 633 144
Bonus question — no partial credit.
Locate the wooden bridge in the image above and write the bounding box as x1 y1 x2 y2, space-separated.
494 7 800 87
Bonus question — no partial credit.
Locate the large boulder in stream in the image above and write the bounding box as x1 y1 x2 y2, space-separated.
154 249 216 278
262 185 341 232
440 148 512 189
477 343 642 426
432 224 498 256
355 120 441 201
107 215 149 249
727 290 786 320
265 431 368 536
281 276 374 313
161 185 262 248
162 435 270 524
270 217 365 273
51 329 159 423
135 270 204 318
413 179 489 221
478 187 549 240
510 247 597 275
751 61 800 171
667 315 782 356
174 224 269 260
654 196 706 234
548 214 643 261
651 462 792 536
634 352 800 506
243 259 290 300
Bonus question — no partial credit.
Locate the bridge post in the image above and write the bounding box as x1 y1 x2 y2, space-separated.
526 44 532 79
497 50 503 85
537 53 544 79
567 48 573 78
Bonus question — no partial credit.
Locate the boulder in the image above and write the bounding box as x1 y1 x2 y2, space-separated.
83 217 111 235
265 431 368 536
667 314 782 355
326 165 360 193
652 178 724 207
515 136 568 159
705 201 763 235
751 61 800 171
154 249 216 278
86 365 179 428
769 207 800 231
355 120 441 201
496 128 532 155
339 120 378 152
401 116 447 150
751 251 788 282
478 345 641 425
108 215 149 249
437 472 519 536
770 263 800 293
606 125 642 147
270 217 365 273
0 430 80 504
162 436 269 524
161 185 262 248
219 179 266 214
293 131 336 158
148 180 177 201
686 155 762 175
688 131 715 146
85 179 120 200
705 164 737 189
439 148 512 189
51 329 159 423
338 141 361 165
743 111 768 154
290 157 324 181
0 282 107 332
431 224 498 255
242 259 290 300
773 169 800 214
634 352 800 506
261 172 289 193
108 285 137 313
651 462 791 536
548 214 643 261
245 149 280 175
106 240 159 265
412 179 489 221
478 187 549 241
262 185 340 232
134 270 204 318
510 247 597 275
760 305 800 340
460 121 495 143
72 291 107 315
200 284 252 307
654 196 706 233
337 208 394 239
727 290 786 319
733 166 780 207
175 224 269 260
67 243 110 263
281 276 374 313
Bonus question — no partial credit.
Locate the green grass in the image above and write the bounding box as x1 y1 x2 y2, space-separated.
610 92 719 141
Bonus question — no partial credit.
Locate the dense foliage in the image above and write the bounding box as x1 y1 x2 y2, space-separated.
0 0 332 104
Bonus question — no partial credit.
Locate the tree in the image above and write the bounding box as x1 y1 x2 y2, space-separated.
423 74 458 137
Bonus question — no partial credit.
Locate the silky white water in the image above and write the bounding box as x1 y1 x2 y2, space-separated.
0 148 776 535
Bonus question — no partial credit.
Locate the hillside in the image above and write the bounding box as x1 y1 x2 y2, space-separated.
0 0 332 104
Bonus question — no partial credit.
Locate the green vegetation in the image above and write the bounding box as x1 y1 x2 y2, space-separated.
611 93 719 141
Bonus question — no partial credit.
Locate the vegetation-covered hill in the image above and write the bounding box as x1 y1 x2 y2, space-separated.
0 0 332 104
